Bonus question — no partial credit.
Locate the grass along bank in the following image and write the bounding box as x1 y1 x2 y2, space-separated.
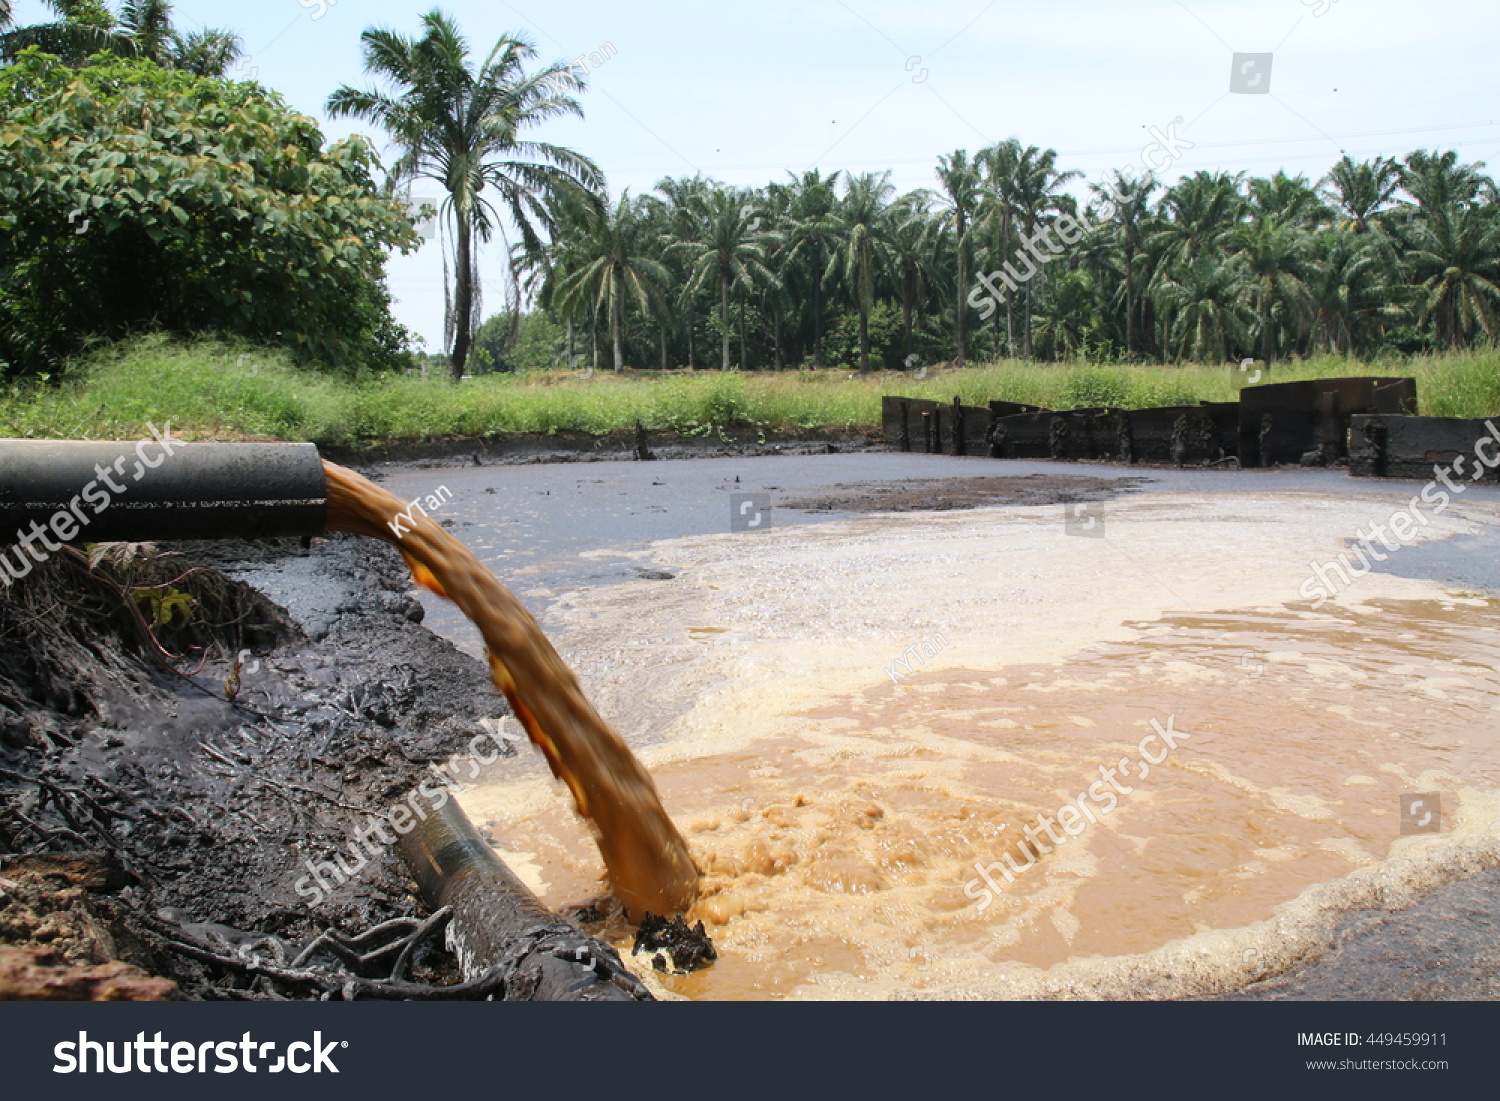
2 335 1497 447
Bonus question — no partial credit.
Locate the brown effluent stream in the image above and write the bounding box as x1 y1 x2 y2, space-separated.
321 461 699 920
472 595 1500 1000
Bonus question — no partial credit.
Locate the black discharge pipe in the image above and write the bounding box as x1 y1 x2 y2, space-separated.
0 438 654 1000
0 439 328 543
397 797 654 1001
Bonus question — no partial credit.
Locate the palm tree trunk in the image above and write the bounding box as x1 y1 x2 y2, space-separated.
1023 257 1035 359
738 296 747 369
449 210 475 381
955 228 967 367
858 253 872 375
813 244 824 368
687 303 696 370
1002 213 1016 358
566 317 575 368
612 276 625 373
901 275 914 364
720 268 731 371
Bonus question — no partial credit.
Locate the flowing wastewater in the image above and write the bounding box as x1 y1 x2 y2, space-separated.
373 453 1500 999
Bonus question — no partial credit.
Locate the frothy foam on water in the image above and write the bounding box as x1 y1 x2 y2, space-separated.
468 597 1500 1000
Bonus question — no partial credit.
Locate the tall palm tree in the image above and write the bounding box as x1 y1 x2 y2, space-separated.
885 192 940 365
781 169 842 368
933 149 982 365
673 187 778 370
553 192 669 372
1151 170 1248 266
1319 155 1402 235
328 10 604 380
1401 150 1491 214
1303 229 1394 355
1010 144 1081 357
1395 204 1500 347
1088 170 1157 358
653 174 716 369
1153 252 1256 363
1227 217 1315 364
826 171 896 373
975 138 1023 357
1247 171 1329 229
749 181 798 369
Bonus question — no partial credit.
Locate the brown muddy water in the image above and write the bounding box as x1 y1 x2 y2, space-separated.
362 453 1500 999
471 595 1500 999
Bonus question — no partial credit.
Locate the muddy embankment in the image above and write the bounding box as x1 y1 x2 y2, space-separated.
320 426 884 469
0 532 550 999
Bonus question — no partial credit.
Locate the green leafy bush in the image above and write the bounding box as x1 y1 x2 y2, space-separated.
0 50 419 377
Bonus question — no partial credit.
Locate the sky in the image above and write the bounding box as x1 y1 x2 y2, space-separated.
12 0 1500 349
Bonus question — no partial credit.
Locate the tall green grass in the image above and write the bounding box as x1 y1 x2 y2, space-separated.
1 334 1495 446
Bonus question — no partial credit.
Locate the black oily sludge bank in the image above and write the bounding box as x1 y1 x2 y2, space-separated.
0 439 662 1001
883 376 1500 480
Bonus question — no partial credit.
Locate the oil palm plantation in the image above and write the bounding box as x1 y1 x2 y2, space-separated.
1227 216 1316 365
1319 155 1402 235
328 10 604 379
974 139 1024 357
551 192 669 372
477 143 1499 369
1395 204 1500 347
672 187 779 370
653 174 717 369
826 172 896 373
1088 170 1157 358
780 169 842 368
1009 145 1081 357
933 150 982 365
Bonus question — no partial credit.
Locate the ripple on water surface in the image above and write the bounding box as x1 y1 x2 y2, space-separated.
480 596 1500 1000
